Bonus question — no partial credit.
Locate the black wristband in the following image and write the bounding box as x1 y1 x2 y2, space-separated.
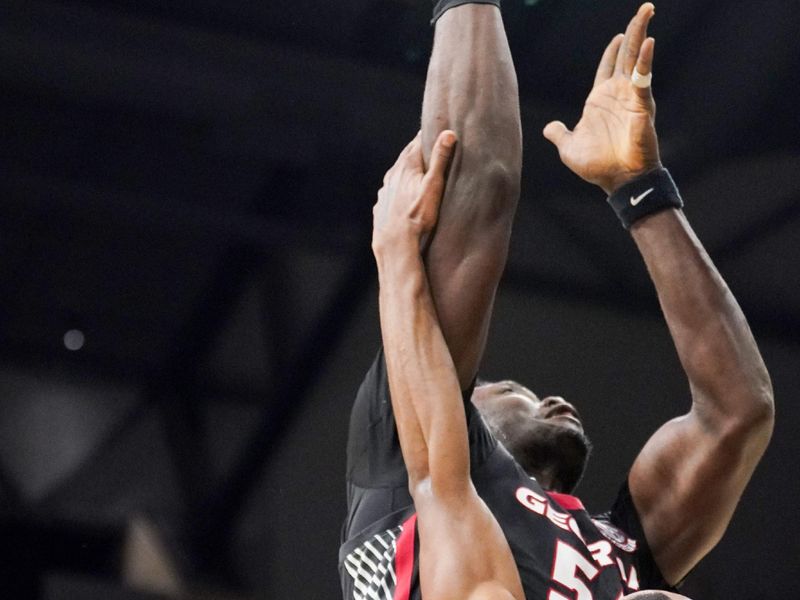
432 0 500 25
607 168 683 230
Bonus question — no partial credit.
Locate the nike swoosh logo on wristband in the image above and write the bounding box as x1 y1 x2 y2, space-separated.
630 187 655 206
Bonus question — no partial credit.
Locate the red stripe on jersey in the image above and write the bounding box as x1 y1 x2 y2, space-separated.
393 514 417 600
547 492 585 511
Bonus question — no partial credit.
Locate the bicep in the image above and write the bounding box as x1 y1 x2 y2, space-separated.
629 407 771 584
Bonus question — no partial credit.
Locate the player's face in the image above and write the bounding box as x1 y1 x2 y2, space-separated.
472 380 584 434
471 380 591 492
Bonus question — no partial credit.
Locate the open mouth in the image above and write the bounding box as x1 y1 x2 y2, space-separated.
545 405 582 426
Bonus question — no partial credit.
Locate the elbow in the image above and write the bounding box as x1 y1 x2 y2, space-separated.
455 144 521 226
425 145 520 264
406 458 430 500
689 339 775 438
410 474 471 507
694 365 774 456
408 475 433 505
479 158 521 225
488 152 522 191
748 385 775 444
719 381 775 452
740 370 775 433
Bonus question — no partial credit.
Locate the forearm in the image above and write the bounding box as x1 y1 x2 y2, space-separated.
422 6 520 174
631 208 774 430
421 4 522 388
376 242 470 494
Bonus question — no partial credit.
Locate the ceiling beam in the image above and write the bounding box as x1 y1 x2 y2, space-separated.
190 243 374 583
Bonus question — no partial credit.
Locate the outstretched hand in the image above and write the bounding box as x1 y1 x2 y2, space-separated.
372 130 457 254
544 3 661 195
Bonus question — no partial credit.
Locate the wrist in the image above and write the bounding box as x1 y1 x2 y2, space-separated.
604 162 663 196
375 243 427 298
372 233 422 267
606 167 683 230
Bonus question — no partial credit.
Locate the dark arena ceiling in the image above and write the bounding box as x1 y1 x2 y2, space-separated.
0 1 798 598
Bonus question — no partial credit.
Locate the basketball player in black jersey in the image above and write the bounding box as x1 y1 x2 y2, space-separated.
373 128 698 600
374 128 525 600
341 2 773 598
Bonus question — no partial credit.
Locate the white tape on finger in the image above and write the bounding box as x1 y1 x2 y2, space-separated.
631 68 653 89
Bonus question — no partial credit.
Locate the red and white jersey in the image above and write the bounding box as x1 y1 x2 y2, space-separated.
340 350 676 600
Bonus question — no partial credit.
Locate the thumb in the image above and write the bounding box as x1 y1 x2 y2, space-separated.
543 121 571 151
427 130 457 177
422 130 457 198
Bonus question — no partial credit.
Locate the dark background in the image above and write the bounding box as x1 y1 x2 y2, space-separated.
0 0 798 598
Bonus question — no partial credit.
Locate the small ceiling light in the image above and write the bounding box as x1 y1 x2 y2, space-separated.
63 329 85 351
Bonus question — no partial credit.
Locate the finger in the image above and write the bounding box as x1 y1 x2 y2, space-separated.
636 36 655 76
615 3 655 76
594 34 624 87
634 37 656 101
421 130 457 201
617 3 655 75
426 130 457 176
542 121 572 152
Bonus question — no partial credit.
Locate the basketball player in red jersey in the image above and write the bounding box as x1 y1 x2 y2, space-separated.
341 3 772 599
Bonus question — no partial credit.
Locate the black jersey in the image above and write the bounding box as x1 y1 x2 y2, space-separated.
340 350 674 600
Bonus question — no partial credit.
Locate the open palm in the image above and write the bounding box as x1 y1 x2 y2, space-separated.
544 4 661 195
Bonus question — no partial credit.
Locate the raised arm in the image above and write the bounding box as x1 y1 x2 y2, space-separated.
372 130 471 496
626 202 773 584
543 3 774 585
420 3 522 389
